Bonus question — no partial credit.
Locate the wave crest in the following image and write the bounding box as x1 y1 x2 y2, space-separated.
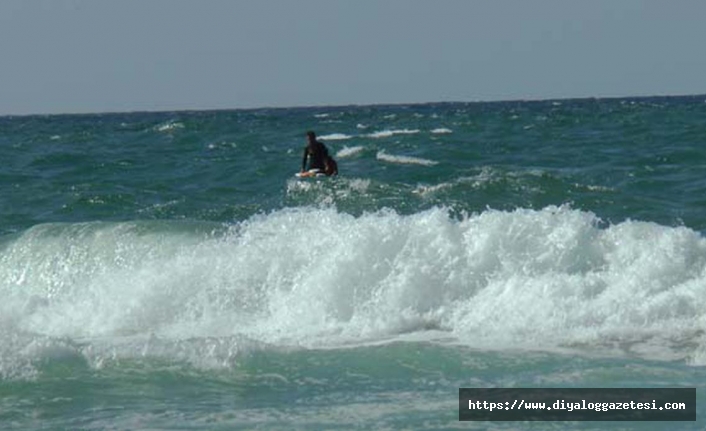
2 206 706 377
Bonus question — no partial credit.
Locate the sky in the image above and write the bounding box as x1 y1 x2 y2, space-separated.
1 0 706 115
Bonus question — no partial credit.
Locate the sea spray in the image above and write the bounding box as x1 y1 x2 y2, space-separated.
2 205 706 378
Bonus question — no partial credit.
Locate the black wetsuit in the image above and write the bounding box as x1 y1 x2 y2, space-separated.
302 140 329 172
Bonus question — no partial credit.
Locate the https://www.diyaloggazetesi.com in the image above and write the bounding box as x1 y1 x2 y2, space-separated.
459 388 695 421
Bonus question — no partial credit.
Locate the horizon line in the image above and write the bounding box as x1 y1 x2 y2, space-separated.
2 92 705 118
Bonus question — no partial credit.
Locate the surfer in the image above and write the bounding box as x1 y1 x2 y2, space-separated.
302 131 338 176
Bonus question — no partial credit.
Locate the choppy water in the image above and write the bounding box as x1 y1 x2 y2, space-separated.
2 96 706 430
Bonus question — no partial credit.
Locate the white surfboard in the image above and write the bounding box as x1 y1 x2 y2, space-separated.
295 169 327 178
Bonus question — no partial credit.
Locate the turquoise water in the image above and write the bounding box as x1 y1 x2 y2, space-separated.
2 96 706 429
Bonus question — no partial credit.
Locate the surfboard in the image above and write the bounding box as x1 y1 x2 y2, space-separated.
295 169 327 178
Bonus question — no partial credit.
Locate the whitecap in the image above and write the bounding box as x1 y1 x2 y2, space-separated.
367 129 420 139
430 128 453 134
376 150 438 166
336 146 364 158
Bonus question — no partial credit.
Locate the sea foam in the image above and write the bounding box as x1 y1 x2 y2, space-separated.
367 129 420 139
318 133 353 141
2 206 706 378
336 146 365 158
376 150 438 166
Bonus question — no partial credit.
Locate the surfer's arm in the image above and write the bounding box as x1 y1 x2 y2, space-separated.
301 148 308 172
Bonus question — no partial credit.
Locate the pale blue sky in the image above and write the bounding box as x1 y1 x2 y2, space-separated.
1 0 705 115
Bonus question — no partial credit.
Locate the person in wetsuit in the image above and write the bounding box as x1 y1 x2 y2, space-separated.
301 131 338 176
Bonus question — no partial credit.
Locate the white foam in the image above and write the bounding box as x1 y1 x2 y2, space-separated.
155 121 184 132
376 150 438 166
336 145 364 158
318 133 352 141
367 129 420 139
207 141 237 150
412 182 454 196
2 206 706 376
430 128 453 134
575 183 615 192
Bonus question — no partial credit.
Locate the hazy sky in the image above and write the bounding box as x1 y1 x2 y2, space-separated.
1 0 706 115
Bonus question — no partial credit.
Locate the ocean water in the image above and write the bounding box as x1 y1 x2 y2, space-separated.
1 96 706 430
